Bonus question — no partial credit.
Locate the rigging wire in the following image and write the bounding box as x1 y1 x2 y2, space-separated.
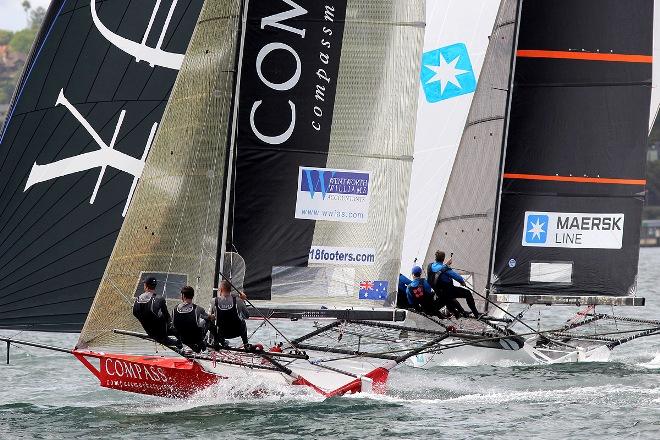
218 271 299 351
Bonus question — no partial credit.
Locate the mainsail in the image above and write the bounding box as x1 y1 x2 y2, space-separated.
423 0 519 297
401 0 500 271
225 0 424 303
492 0 653 298
0 0 203 331
78 0 240 350
79 0 425 350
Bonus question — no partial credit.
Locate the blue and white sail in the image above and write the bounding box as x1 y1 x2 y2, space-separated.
400 0 500 272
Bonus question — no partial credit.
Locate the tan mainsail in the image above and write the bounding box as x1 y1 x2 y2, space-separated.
424 0 518 298
78 0 241 350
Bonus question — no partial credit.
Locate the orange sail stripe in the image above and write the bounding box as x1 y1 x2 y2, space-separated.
516 49 652 64
503 173 646 185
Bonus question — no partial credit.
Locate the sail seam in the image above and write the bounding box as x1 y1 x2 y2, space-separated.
516 82 651 88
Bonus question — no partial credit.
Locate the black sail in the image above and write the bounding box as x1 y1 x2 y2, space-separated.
0 0 202 331
491 0 653 297
225 0 424 301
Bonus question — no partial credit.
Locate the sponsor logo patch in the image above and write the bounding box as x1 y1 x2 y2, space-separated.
522 211 624 249
308 246 376 266
421 43 476 103
295 167 370 223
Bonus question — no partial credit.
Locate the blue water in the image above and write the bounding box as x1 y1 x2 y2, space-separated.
1 248 660 439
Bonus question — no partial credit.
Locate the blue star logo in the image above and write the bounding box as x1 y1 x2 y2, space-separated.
525 214 548 244
421 43 476 103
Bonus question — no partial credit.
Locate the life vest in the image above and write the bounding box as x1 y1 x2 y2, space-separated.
172 303 204 346
428 264 452 293
132 293 167 340
214 296 243 337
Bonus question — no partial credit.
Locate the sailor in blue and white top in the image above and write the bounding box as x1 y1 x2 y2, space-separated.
427 251 483 319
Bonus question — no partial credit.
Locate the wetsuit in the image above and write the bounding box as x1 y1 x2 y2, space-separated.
428 262 480 317
405 277 435 314
172 302 210 353
212 295 249 347
132 292 181 347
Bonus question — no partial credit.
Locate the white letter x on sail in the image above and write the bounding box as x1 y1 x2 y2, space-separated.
24 89 157 217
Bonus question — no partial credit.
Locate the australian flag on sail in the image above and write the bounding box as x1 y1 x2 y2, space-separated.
359 280 389 300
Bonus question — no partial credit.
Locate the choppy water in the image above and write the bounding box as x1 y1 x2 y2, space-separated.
2 248 660 439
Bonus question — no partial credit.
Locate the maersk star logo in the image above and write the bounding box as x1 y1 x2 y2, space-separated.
421 43 476 103
525 214 549 244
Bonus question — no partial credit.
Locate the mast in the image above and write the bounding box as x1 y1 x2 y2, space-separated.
484 0 523 310
215 0 249 293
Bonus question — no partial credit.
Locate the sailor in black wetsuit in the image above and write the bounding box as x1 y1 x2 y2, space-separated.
132 277 182 348
211 280 251 350
172 286 215 353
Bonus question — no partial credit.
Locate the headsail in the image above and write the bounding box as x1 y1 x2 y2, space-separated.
0 0 203 332
492 0 653 298
224 0 424 304
423 0 519 296
401 0 500 271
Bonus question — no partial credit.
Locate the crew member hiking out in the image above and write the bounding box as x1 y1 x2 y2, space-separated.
427 251 483 319
132 276 182 347
211 280 251 350
172 286 215 353
405 266 435 314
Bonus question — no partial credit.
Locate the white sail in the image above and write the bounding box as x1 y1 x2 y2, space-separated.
400 0 500 272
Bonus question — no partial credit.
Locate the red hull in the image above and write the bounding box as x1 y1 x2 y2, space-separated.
74 350 219 398
73 350 390 398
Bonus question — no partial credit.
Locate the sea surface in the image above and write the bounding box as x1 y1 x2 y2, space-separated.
2 248 660 439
